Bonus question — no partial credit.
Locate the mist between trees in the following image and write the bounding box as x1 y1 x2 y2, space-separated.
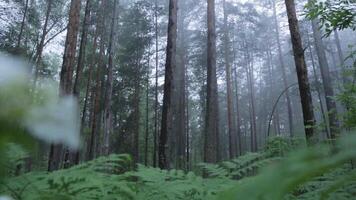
0 0 356 199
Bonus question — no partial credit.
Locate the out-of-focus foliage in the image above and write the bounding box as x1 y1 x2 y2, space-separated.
336 45 356 128
305 0 356 35
0 54 79 181
218 135 356 200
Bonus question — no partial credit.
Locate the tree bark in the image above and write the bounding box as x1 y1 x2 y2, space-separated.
153 0 159 168
159 0 178 169
175 1 187 170
311 19 340 139
103 0 118 156
87 0 107 161
48 0 82 171
223 0 237 159
284 0 316 144
246 50 257 152
204 0 220 163
17 0 29 49
307 30 330 139
34 0 53 83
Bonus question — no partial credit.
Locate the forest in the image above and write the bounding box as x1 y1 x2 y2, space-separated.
0 0 356 199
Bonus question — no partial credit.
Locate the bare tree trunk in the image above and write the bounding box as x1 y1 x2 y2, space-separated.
153 0 159 168
284 0 315 144
311 19 340 139
223 0 237 159
73 0 92 97
307 31 330 139
233 68 242 155
34 0 53 83
88 0 107 161
175 1 187 170
273 0 294 136
232 36 242 155
103 0 118 156
72 0 92 165
204 0 220 163
246 50 257 152
159 0 178 169
185 65 190 170
144 49 150 166
17 0 29 49
49 0 82 171
133 75 141 163
334 30 345 70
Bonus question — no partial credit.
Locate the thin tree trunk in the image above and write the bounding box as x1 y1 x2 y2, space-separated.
311 19 340 139
204 0 220 163
185 65 190 170
223 0 237 159
232 36 242 155
246 51 257 152
103 0 118 156
153 0 159 168
144 50 150 166
34 0 53 83
72 0 92 165
307 31 330 139
159 0 178 169
284 0 315 144
273 0 294 136
133 74 141 163
17 0 29 49
334 30 345 72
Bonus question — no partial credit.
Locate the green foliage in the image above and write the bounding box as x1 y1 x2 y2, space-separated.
0 54 79 181
1 155 235 200
305 0 356 35
218 135 356 200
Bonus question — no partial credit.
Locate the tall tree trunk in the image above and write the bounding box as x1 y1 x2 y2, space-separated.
133 75 141 163
311 19 340 139
223 0 237 159
307 31 330 139
73 0 92 97
232 37 242 155
72 0 92 165
48 0 82 171
87 0 107 161
284 0 315 144
185 65 190 170
204 0 220 163
273 0 294 136
17 0 29 49
153 0 159 168
103 0 118 156
246 50 257 152
334 30 345 71
144 49 150 166
159 0 178 169
175 1 187 170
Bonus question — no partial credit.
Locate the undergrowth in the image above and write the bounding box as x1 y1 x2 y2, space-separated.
2 136 356 200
